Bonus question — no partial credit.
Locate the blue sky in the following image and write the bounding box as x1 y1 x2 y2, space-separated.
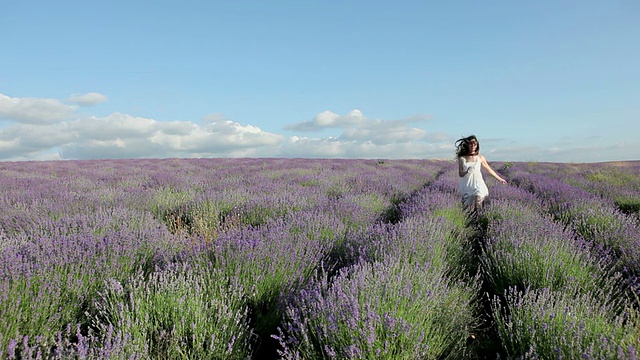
1 0 639 162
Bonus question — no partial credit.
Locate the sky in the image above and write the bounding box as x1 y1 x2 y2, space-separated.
1 0 639 163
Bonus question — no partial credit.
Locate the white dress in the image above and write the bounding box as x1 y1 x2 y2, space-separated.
459 156 489 206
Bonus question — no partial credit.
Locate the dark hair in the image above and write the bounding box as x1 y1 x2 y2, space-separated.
455 135 480 157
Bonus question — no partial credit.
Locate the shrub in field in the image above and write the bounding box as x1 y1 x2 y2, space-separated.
506 167 640 293
147 186 300 237
479 199 622 298
616 197 640 219
493 287 640 359
339 193 388 224
275 258 478 359
0 323 149 359
91 262 254 359
487 180 542 207
505 167 601 208
399 187 460 218
346 216 449 270
532 162 640 218
0 209 173 354
346 211 473 282
211 209 346 337
570 204 640 258
583 167 640 217
396 187 476 277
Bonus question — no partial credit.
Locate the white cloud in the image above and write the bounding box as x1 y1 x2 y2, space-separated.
281 135 452 159
286 109 434 146
1 93 636 162
0 102 450 161
286 109 367 131
0 137 20 152
282 110 436 152
68 92 109 106
0 122 75 160
59 113 285 160
201 113 226 123
340 120 428 145
286 110 433 134
0 101 286 160
72 113 158 140
0 93 77 124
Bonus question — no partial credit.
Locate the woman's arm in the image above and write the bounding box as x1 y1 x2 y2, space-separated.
480 155 507 183
458 157 467 177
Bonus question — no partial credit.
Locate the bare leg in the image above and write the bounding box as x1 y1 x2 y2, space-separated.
462 194 472 210
474 195 483 212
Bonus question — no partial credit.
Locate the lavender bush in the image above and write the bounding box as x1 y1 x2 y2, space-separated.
343 214 455 273
493 286 639 359
209 210 347 338
0 209 174 355
91 261 254 359
504 163 640 296
275 258 478 359
479 198 622 298
484 163 640 357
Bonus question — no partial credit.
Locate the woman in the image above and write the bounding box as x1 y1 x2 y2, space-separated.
455 135 506 211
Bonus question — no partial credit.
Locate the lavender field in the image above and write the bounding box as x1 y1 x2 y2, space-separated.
1 158 639 359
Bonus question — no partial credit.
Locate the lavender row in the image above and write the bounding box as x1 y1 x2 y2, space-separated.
479 197 620 297
1 260 255 359
504 163 640 292
275 258 478 359
477 179 639 357
0 208 177 350
506 161 640 217
275 185 479 358
571 163 640 217
493 287 639 359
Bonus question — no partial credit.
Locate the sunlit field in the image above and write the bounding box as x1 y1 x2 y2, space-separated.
1 158 639 359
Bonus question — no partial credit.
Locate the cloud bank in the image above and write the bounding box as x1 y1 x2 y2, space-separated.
0 94 78 124
0 92 449 161
0 92 636 162
0 93 287 160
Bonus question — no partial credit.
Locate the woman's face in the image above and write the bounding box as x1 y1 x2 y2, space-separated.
469 140 478 152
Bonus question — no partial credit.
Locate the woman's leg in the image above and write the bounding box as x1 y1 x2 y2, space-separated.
474 195 483 211
462 194 472 209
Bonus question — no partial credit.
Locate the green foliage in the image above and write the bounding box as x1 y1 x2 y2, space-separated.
0 235 159 354
615 197 640 216
479 201 622 299
482 238 620 297
586 170 637 188
0 274 71 343
501 162 514 170
432 207 477 280
493 287 640 359
92 263 254 359
279 259 479 360
433 207 467 230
